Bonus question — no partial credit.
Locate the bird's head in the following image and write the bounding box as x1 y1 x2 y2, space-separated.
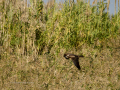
64 54 70 59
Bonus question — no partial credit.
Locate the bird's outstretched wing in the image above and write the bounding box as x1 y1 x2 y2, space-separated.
72 58 81 70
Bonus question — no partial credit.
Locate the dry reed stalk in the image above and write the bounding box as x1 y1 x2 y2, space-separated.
115 0 116 14
46 0 55 8
107 0 110 12
118 0 119 11
88 0 90 6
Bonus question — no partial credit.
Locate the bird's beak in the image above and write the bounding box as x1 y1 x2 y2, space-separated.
65 57 69 59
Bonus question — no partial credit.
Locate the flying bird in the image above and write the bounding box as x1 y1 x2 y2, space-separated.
64 53 84 70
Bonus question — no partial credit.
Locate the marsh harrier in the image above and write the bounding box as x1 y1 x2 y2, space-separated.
64 53 84 70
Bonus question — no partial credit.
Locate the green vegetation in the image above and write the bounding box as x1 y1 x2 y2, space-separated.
0 0 120 89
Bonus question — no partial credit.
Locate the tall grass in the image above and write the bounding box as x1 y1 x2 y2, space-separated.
0 0 119 55
0 0 120 90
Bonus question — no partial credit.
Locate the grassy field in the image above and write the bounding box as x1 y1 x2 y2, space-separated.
0 0 120 89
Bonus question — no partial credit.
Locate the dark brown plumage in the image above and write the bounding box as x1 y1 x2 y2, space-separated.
63 53 84 70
